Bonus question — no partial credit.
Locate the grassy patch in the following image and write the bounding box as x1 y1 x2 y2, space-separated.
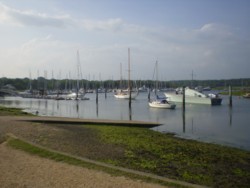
0 106 33 116
87 125 250 187
7 137 184 188
4 120 250 187
8 138 98 167
219 90 250 96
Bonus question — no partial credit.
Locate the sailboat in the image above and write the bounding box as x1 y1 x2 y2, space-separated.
148 61 176 109
114 48 139 99
66 50 87 100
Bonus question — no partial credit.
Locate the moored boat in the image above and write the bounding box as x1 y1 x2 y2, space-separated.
149 97 176 109
164 87 222 105
114 89 139 99
148 61 176 109
114 48 139 100
243 93 250 98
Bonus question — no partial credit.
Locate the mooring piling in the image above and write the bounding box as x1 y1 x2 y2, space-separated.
96 88 98 104
182 86 186 111
229 85 232 107
148 88 151 101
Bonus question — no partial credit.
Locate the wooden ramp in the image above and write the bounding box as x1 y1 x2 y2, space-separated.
15 116 161 128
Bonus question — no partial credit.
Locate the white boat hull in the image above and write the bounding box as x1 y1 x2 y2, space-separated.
164 92 222 105
149 100 176 109
114 91 139 99
65 92 86 100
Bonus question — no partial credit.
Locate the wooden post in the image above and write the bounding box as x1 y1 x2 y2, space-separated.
182 86 185 111
182 86 186 132
148 88 150 101
105 88 107 99
96 103 99 117
129 89 132 108
76 102 79 116
229 85 232 107
129 106 132 121
182 110 186 133
96 88 98 104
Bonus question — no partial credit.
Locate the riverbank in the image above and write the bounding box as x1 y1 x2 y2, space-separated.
0 106 250 187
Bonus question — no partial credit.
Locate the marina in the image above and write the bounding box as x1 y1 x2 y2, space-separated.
1 91 250 151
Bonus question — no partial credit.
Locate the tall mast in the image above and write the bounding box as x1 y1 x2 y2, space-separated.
29 70 32 91
128 48 132 108
120 63 122 88
76 50 80 98
128 48 130 91
156 60 158 92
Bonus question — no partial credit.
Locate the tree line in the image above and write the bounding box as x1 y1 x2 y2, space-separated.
0 77 249 91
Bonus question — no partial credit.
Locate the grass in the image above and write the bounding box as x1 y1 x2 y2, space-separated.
219 90 249 96
218 87 250 96
7 137 185 188
0 105 33 116
86 125 250 187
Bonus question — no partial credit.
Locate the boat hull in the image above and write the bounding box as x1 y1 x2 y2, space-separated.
164 92 222 105
148 101 176 109
114 91 139 99
243 93 250 98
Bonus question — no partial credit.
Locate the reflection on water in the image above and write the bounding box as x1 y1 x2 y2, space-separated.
0 93 250 151
129 106 132 121
96 102 98 118
182 110 185 133
229 107 232 126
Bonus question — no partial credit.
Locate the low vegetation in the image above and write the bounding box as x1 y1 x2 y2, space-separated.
218 87 250 96
7 137 181 188
0 106 32 116
87 125 250 187
221 91 250 96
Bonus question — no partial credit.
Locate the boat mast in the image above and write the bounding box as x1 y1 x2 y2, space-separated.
76 50 80 99
128 48 132 107
155 60 158 96
128 48 131 91
29 70 32 91
120 63 122 89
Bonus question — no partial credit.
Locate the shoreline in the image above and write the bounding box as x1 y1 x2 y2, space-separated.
0 106 250 187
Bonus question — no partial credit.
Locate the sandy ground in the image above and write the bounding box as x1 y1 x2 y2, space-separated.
0 116 167 188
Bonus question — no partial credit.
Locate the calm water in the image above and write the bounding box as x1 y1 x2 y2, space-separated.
1 92 250 151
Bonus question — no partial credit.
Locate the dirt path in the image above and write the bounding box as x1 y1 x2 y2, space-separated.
0 142 166 188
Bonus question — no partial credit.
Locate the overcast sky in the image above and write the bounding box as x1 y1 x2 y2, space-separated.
0 0 249 81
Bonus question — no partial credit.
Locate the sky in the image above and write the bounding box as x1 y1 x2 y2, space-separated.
0 0 250 81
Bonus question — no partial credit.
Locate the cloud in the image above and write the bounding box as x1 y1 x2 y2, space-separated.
21 35 52 51
0 3 74 28
0 2 145 34
196 23 234 41
82 18 124 32
0 2 249 79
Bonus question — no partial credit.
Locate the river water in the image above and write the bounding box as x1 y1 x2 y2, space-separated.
1 92 250 151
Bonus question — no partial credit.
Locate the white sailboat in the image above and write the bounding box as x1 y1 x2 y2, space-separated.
66 50 87 100
114 48 139 99
148 61 176 109
114 89 139 99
